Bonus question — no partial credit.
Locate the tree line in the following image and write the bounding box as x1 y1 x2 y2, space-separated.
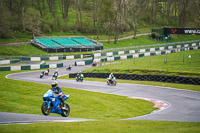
0 0 199 43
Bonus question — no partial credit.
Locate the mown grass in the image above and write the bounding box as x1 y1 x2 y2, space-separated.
0 71 156 120
101 34 200 49
83 49 200 77
0 44 93 56
0 120 200 133
0 34 199 56
0 44 47 56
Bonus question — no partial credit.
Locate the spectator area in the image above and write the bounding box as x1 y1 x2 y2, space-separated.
52 38 82 47
72 38 97 47
37 39 62 48
35 37 97 48
32 36 103 53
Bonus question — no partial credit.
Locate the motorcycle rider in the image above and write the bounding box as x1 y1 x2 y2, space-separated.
76 71 84 81
44 69 50 75
41 71 45 75
52 70 58 80
40 71 45 78
108 73 115 83
51 81 65 109
40 60 46 65
66 64 72 70
77 71 82 78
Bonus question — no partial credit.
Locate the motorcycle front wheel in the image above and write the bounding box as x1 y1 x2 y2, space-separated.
61 103 70 117
41 102 51 116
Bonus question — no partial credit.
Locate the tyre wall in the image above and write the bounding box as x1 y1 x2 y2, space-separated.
69 73 200 85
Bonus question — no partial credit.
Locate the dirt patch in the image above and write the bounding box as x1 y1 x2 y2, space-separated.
0 42 31 46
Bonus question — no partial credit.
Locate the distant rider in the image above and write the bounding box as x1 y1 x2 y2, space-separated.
53 70 58 80
76 71 84 81
41 71 45 75
77 71 82 78
40 60 46 65
67 65 72 70
51 81 65 109
108 73 115 83
45 69 50 75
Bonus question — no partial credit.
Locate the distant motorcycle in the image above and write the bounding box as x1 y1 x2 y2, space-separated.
40 72 45 78
66 65 72 70
107 78 117 86
41 89 70 117
76 74 84 82
52 72 58 80
44 70 49 76
92 62 97 67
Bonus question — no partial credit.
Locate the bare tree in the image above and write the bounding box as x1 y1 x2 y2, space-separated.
178 0 189 27
62 0 70 22
37 0 43 16
112 0 127 44
75 0 80 31
47 0 56 18
96 0 103 40
128 0 147 39
93 0 96 29
22 6 25 31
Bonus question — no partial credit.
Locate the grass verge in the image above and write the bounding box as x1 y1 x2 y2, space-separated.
0 120 200 133
83 49 200 77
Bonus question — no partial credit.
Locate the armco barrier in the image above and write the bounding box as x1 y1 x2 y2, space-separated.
0 54 90 65
69 73 200 85
0 63 63 71
1 42 199 65
75 46 200 66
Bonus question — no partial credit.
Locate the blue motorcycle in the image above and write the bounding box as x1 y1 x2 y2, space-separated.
41 89 70 117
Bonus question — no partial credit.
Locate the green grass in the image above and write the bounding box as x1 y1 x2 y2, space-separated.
0 44 94 56
83 49 200 77
0 32 32 44
0 71 156 120
0 34 199 56
0 44 47 56
101 34 200 49
0 120 200 133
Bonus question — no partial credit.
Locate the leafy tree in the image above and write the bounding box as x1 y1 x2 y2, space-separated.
0 6 12 38
23 8 41 37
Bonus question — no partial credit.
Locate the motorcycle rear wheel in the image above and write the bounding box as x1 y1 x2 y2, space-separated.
41 102 51 116
61 103 70 117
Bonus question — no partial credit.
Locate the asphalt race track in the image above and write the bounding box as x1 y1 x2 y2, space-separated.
1 59 200 124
